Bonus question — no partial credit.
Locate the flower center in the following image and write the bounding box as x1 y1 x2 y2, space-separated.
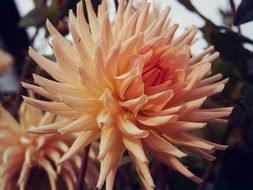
142 59 168 88
140 53 186 95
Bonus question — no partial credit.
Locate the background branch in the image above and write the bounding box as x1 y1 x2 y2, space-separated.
77 144 91 190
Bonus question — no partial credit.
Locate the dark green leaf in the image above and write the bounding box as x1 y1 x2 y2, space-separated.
26 167 68 190
214 148 253 190
19 6 49 27
234 0 253 25
210 31 253 64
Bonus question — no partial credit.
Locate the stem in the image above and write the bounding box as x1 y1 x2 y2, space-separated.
177 0 217 26
176 0 220 42
11 28 39 118
196 123 233 190
76 144 91 190
229 0 241 34
12 56 30 104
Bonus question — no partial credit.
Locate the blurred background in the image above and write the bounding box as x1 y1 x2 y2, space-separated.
0 0 253 189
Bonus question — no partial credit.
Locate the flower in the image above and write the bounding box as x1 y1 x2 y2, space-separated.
23 0 233 189
0 102 81 190
0 49 13 76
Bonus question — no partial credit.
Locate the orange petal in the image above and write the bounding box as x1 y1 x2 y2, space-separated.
118 114 149 138
144 131 186 158
137 114 178 126
58 130 100 164
123 137 148 163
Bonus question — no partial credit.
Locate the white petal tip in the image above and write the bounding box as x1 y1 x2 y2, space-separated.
190 175 203 184
57 158 65 166
26 128 39 134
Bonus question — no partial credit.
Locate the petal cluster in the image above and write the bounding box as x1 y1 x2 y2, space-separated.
23 0 233 189
0 103 80 190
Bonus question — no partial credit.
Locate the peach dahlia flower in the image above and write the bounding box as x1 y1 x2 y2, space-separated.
0 103 81 190
23 0 233 189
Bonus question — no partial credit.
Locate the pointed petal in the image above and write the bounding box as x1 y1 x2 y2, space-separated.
58 115 97 134
144 131 186 158
85 0 99 39
119 95 148 117
165 133 214 150
118 114 149 138
58 130 100 164
22 82 59 101
97 127 120 161
76 1 95 54
59 94 101 114
97 140 125 189
123 137 148 163
143 90 174 112
46 20 76 58
27 119 72 134
182 107 233 122
137 114 178 126
129 152 155 189
158 121 206 134
29 47 71 83
135 2 150 33
152 150 203 184
190 46 214 65
145 6 171 40
115 68 140 99
23 96 81 119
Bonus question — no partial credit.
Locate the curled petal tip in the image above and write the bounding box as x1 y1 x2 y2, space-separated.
57 157 66 166
21 82 26 87
223 78 229 84
32 73 38 77
134 130 149 139
28 47 34 55
179 152 187 158
57 128 66 135
217 144 229 151
209 45 214 50
96 155 102 161
46 19 50 24
21 95 27 101
229 107 234 114
96 154 104 162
